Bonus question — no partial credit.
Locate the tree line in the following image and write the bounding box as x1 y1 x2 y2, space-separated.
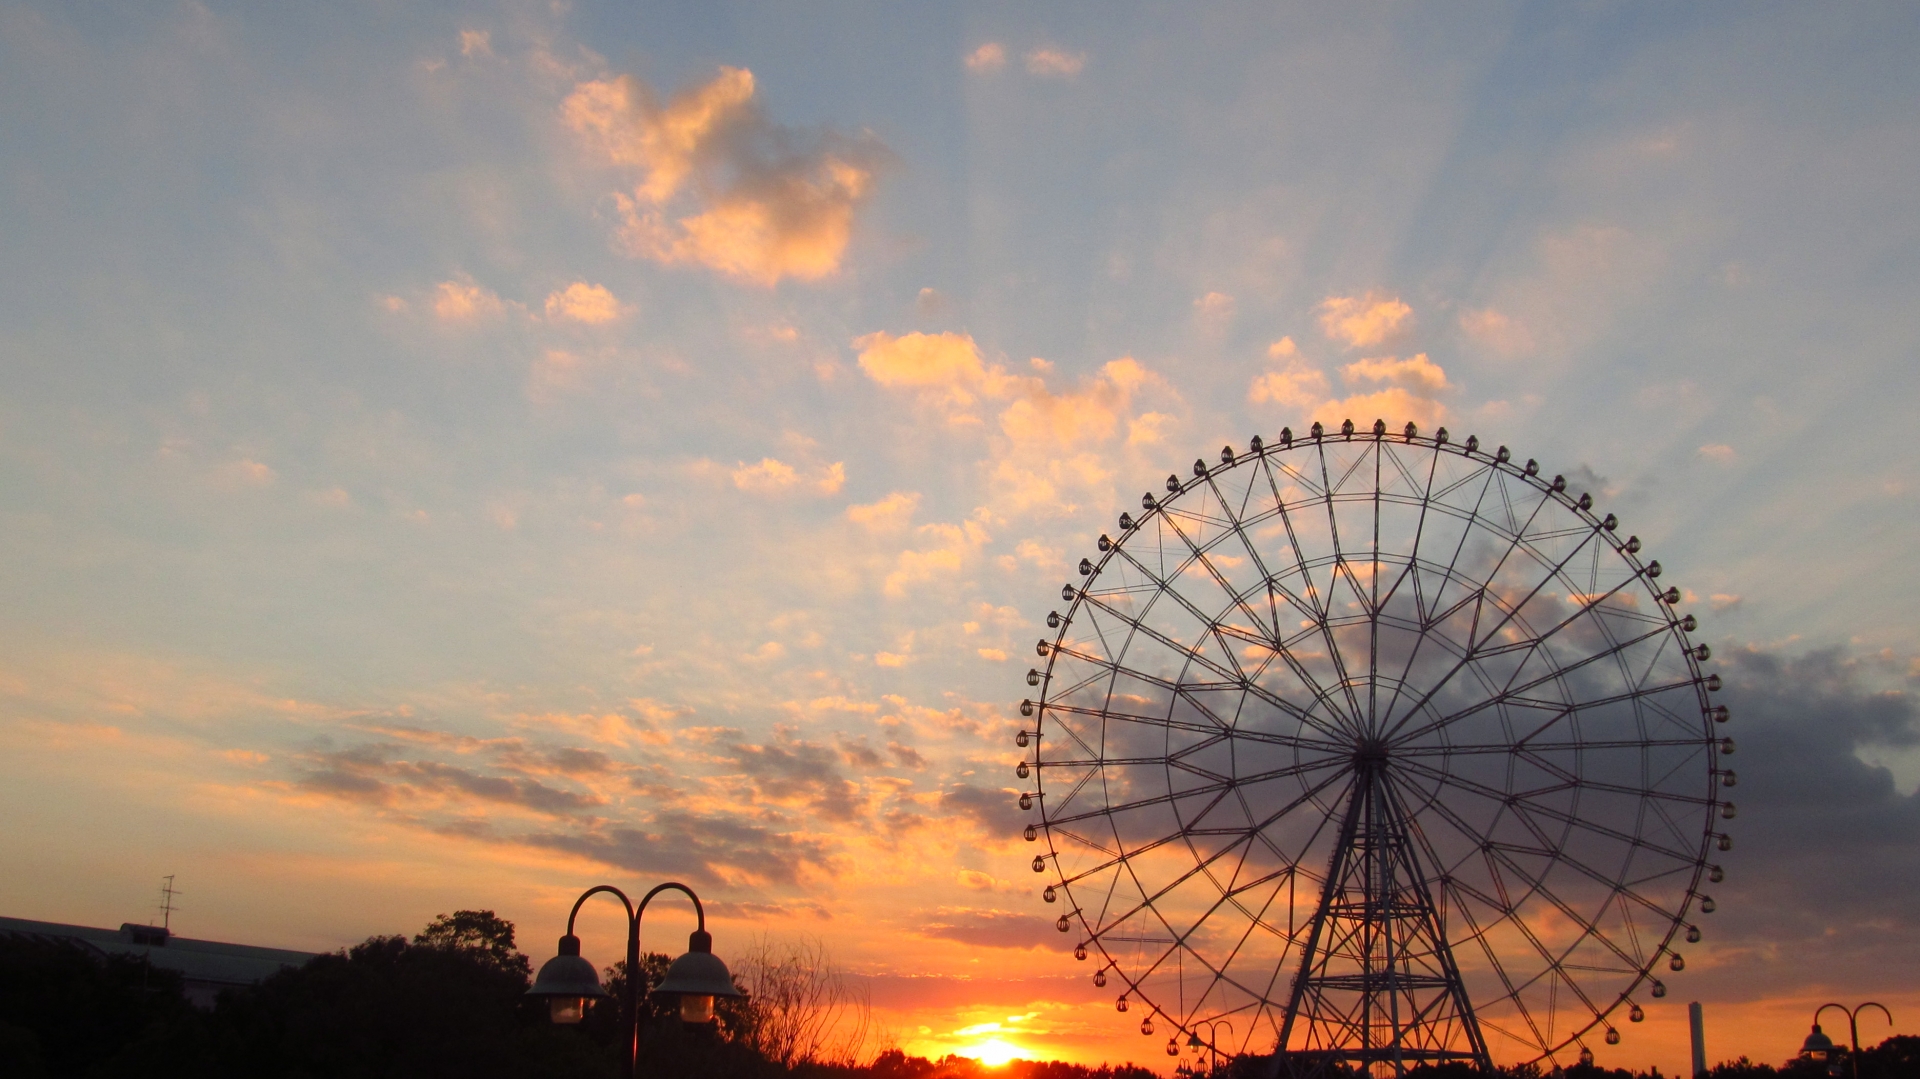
2 911 1913 1078
0 910 1161 1078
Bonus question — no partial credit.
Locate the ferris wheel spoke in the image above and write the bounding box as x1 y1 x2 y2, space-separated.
1391 736 1709 756
1411 451 1509 630
1392 756 1702 867
1383 526 1616 742
1367 442 1452 651
1480 848 1651 1003
1053 628 1241 704
1040 757 1104 819
1044 698 1346 754
1311 442 1372 725
1466 848 1617 1030
1389 615 1680 746
1087 767 1356 942
1046 754 1346 831
1153 502 1285 653
1258 454 1367 725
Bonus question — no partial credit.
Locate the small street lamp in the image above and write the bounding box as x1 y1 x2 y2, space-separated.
1801 1003 1891 1079
1800 1025 1836 1069
526 881 744 1079
1184 1019 1233 1076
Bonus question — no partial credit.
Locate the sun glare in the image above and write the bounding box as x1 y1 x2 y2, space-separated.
965 1038 1027 1067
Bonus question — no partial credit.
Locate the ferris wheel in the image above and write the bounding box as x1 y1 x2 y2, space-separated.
1015 420 1732 1075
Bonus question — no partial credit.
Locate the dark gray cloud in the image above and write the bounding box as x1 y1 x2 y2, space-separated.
523 810 835 889
714 730 863 821
294 742 605 815
887 740 928 770
834 733 885 770
918 908 1068 952
940 781 1023 838
1680 646 1920 1002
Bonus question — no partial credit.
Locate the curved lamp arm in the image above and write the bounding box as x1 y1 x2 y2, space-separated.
635 881 706 934
566 884 636 935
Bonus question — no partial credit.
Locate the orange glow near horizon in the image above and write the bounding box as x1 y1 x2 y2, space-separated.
964 1038 1029 1067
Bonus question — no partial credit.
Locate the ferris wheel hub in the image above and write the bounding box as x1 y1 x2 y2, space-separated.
1352 738 1390 766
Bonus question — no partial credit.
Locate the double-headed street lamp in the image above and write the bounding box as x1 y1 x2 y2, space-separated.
1185 1020 1233 1076
1800 1002 1891 1079
525 882 744 1079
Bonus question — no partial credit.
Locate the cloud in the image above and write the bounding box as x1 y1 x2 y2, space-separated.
846 491 920 531
1194 290 1234 317
526 811 834 888
543 281 624 323
458 29 491 59
920 908 1066 951
1318 290 1412 348
855 331 1006 409
222 458 276 486
296 743 606 817
965 43 1006 73
1024 49 1086 78
1248 364 1331 408
1459 306 1535 356
1342 353 1449 394
1691 647 1920 1000
1194 291 1235 334
1699 443 1737 464
432 276 503 319
940 782 1022 840
957 869 1012 892
562 67 884 286
886 514 992 597
732 457 846 495
1250 311 1453 428
515 708 675 748
711 728 864 821
856 331 1175 519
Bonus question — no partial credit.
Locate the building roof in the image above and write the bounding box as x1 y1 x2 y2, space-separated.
0 915 316 991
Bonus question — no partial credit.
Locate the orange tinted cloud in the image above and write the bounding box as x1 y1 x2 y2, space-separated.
886 515 992 596
1249 332 1453 429
563 67 883 286
846 491 921 531
1318 290 1412 348
856 330 1174 517
432 276 503 319
732 457 846 495
965 43 1006 73
856 331 993 393
1342 353 1449 394
1025 49 1086 78
544 282 623 323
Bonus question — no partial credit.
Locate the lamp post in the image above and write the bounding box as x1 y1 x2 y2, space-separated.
1184 1020 1232 1076
1802 1003 1891 1079
525 882 744 1079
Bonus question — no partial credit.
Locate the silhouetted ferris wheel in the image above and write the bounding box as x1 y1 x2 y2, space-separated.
1015 420 1732 1076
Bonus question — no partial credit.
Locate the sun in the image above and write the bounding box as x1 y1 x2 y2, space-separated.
964 1038 1028 1067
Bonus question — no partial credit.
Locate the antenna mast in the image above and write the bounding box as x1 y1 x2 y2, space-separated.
157 875 180 931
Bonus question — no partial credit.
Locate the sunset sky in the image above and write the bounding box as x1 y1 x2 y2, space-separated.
2 2 1919 1072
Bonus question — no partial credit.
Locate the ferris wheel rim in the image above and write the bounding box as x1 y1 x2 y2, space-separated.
1022 424 1726 1068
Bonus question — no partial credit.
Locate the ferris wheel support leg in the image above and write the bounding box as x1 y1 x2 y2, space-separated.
1272 771 1369 1079
1271 764 1495 1078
